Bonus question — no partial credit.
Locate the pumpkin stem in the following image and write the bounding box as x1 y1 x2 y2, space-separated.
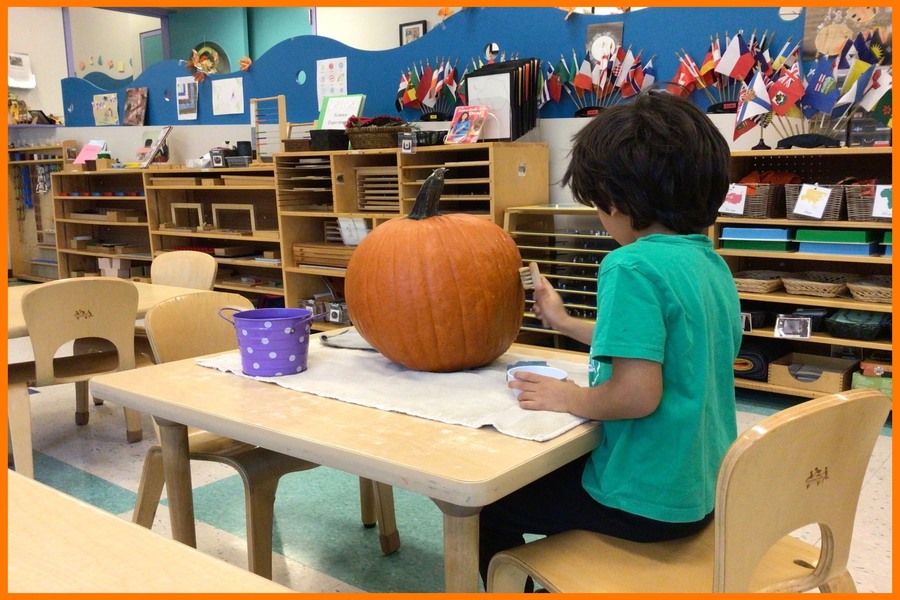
407 167 447 220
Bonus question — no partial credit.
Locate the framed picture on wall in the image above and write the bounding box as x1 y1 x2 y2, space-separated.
399 20 427 46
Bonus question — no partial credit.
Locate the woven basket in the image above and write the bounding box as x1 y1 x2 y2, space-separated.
727 183 786 219
845 184 891 222
785 184 845 221
347 126 412 150
732 270 789 293
781 271 858 298
847 276 892 304
825 310 889 341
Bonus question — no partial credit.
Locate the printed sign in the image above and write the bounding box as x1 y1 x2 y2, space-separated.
791 183 831 219
873 185 892 218
719 183 748 215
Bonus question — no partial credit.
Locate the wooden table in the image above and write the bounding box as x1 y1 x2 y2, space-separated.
7 471 293 593
89 343 602 592
7 280 209 477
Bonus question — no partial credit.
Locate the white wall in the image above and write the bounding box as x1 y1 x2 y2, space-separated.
69 8 160 80
316 7 448 50
7 7 68 116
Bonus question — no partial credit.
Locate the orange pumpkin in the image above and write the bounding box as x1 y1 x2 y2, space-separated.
345 168 524 372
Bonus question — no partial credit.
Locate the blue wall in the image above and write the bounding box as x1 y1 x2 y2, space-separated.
168 7 249 74
60 7 804 127
248 8 314 59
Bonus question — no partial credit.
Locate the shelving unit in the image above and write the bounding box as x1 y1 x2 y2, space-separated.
7 140 76 281
718 147 892 398
142 167 284 298
51 169 151 279
275 143 549 331
503 205 618 348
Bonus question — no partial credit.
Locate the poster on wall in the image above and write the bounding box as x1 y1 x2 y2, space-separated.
122 87 148 126
92 93 119 126
803 7 892 63
212 77 245 115
8 52 36 89
176 75 199 121
316 57 348 110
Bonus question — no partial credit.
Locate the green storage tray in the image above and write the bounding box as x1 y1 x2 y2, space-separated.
884 231 892 244
721 240 796 251
794 229 880 243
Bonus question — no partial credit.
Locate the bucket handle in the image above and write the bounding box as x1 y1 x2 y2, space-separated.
217 306 243 325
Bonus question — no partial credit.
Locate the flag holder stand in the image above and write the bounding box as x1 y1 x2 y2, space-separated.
420 112 450 121
707 101 737 114
574 106 603 118
775 133 842 149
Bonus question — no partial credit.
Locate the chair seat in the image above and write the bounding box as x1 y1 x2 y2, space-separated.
491 527 821 593
9 351 122 386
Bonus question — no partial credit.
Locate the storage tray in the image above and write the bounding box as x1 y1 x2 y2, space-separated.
732 270 789 293
797 241 880 256
721 227 792 240
794 229 880 243
824 309 890 341
781 271 858 298
721 240 796 251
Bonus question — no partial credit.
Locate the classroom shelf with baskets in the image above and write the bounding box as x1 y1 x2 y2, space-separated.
715 147 892 399
274 143 549 331
142 167 285 298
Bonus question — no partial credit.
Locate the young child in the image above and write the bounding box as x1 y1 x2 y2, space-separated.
481 91 742 588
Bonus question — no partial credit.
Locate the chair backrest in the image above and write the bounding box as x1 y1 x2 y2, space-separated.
714 388 890 592
144 291 253 364
21 278 140 386
150 251 218 290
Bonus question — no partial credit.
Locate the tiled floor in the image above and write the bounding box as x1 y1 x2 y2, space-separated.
7 334 892 593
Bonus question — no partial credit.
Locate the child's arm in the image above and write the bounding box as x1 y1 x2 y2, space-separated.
529 262 594 345
511 357 662 421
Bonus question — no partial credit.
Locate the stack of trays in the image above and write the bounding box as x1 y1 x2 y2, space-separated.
795 229 881 256
883 231 892 257
720 227 794 251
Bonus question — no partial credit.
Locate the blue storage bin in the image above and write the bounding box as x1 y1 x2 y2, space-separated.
797 241 880 256
721 227 792 240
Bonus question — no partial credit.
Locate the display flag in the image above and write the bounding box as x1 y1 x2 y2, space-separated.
640 58 657 91
573 51 593 90
620 54 644 98
869 88 892 126
858 66 891 113
800 55 840 119
715 33 755 81
614 48 636 88
768 62 805 116
395 72 409 112
416 61 434 105
832 61 876 118
443 62 458 104
735 69 772 124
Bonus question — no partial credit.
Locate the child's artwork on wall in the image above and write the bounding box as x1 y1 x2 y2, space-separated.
122 87 147 126
212 77 244 115
445 105 488 144
92 93 119 126
176 76 199 120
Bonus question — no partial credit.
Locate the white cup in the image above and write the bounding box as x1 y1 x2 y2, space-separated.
506 365 568 398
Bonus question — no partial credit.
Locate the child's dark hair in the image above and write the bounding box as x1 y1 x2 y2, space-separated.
561 91 730 234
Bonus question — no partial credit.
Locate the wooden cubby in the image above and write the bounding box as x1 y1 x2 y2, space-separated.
142 166 284 298
275 142 549 331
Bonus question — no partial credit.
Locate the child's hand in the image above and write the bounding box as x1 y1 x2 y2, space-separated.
529 262 567 330
508 371 576 413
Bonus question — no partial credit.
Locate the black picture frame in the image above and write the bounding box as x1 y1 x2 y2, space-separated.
399 20 427 46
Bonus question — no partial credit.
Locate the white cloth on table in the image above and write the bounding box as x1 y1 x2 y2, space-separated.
196 340 590 442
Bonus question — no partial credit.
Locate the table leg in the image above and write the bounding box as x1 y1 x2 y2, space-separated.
8 381 34 478
432 499 482 593
156 417 196 547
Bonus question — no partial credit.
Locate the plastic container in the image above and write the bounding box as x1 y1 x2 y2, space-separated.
219 307 313 376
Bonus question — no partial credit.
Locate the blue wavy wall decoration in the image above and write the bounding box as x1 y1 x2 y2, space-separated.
60 6 801 127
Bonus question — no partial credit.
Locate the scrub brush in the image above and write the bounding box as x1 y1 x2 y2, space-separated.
518 262 541 291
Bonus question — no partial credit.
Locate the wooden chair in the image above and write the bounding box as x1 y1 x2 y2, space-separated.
74 250 216 411
8 278 145 477
486 388 890 593
149 250 218 290
133 291 400 579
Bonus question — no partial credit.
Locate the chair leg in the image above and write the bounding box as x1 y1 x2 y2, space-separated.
486 554 534 593
359 477 377 528
373 482 400 554
819 571 857 593
123 407 143 443
8 382 34 478
72 339 104 405
133 446 166 528
241 469 280 580
75 381 90 425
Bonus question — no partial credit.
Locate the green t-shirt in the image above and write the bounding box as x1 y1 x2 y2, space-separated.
583 234 742 523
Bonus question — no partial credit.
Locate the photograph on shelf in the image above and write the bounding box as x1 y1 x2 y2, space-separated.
445 105 488 144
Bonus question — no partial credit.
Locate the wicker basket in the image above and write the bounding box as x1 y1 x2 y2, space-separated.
825 310 889 341
781 271 858 298
785 184 845 221
845 184 891 222
732 270 789 293
846 275 892 304
347 125 412 150
727 183 786 219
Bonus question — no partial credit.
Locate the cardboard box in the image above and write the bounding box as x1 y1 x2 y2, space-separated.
95 158 115 170
263 250 281 260
768 353 859 394
69 237 91 250
98 257 131 270
851 372 892 399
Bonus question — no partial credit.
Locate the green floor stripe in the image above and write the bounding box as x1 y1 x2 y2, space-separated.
33 451 138 515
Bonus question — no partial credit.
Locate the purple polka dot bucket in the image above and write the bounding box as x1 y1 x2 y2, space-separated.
218 307 313 377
